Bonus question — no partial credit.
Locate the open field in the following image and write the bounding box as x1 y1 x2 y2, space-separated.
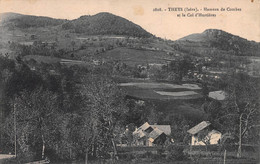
123 87 202 100
23 55 61 63
155 91 198 97
96 47 173 66
119 82 202 100
119 83 201 90
118 81 204 120
23 55 91 66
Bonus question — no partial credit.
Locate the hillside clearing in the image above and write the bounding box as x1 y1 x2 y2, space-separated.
119 82 201 90
155 91 198 96
23 55 91 66
96 47 173 66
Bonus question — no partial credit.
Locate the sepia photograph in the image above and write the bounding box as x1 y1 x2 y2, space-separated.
0 0 259 163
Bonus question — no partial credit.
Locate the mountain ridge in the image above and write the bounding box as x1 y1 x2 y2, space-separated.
0 12 153 38
179 29 257 43
1 12 259 57
177 29 260 56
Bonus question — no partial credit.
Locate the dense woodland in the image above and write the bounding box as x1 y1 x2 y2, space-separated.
0 54 259 163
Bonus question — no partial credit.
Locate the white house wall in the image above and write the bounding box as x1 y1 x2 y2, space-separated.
191 131 222 145
209 132 221 144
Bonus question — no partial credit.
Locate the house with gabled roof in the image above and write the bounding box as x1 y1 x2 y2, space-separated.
187 121 222 145
133 122 171 146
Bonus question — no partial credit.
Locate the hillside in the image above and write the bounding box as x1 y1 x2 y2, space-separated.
0 12 66 29
0 12 153 38
176 29 260 56
1 12 259 60
61 12 153 37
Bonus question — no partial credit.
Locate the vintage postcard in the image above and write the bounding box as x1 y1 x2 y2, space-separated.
0 0 259 163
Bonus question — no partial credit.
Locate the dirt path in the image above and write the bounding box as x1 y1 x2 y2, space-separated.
0 154 15 162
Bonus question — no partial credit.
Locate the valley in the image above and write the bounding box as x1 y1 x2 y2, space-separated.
0 12 259 164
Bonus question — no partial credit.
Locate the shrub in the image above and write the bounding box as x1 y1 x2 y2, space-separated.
143 151 153 158
157 147 165 156
118 152 136 160
166 144 187 160
14 150 36 163
151 153 162 160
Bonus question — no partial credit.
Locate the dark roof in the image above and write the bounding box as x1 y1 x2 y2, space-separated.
148 128 164 142
133 130 146 139
187 121 211 135
133 122 150 139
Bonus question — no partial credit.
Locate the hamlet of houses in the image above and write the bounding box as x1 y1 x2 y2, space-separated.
120 121 222 147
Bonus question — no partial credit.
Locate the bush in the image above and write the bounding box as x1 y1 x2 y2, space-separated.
151 153 162 160
126 153 135 160
157 147 165 156
143 151 153 158
166 144 187 160
14 150 36 163
118 152 136 160
2 158 18 164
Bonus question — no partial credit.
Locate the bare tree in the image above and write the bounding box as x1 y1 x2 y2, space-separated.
220 73 259 158
80 76 127 162
4 89 60 160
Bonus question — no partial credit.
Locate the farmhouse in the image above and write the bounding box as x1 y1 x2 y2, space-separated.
133 122 171 146
187 121 222 146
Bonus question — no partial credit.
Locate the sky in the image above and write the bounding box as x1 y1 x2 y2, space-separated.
0 0 259 41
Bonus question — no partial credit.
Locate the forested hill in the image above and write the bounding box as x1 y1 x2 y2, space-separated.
61 12 153 37
0 12 67 28
177 29 260 56
0 12 153 38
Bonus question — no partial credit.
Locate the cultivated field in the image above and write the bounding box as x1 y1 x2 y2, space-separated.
155 91 198 97
119 83 201 90
119 81 205 120
23 55 91 66
96 47 173 66
119 82 202 100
